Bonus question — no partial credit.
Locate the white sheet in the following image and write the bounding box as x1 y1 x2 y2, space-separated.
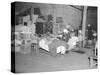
39 38 50 51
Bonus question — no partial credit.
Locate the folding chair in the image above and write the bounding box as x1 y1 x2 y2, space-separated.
88 42 98 68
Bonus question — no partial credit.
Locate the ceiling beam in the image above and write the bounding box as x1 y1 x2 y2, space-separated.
69 5 83 11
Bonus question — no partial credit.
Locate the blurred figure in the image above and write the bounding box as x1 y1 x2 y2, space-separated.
67 32 79 51
62 28 70 42
78 30 83 48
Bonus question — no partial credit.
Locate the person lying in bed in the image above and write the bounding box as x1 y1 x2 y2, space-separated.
51 31 79 54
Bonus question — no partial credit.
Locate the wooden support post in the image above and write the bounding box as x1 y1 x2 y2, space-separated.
82 6 88 47
30 7 33 22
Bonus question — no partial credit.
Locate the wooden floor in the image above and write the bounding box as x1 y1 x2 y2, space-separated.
15 48 97 73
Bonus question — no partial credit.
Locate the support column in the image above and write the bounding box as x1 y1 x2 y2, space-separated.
82 6 88 47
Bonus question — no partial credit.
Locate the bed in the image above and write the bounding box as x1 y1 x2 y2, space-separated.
38 34 79 55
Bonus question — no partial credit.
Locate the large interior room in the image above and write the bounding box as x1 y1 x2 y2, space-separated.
11 2 98 73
